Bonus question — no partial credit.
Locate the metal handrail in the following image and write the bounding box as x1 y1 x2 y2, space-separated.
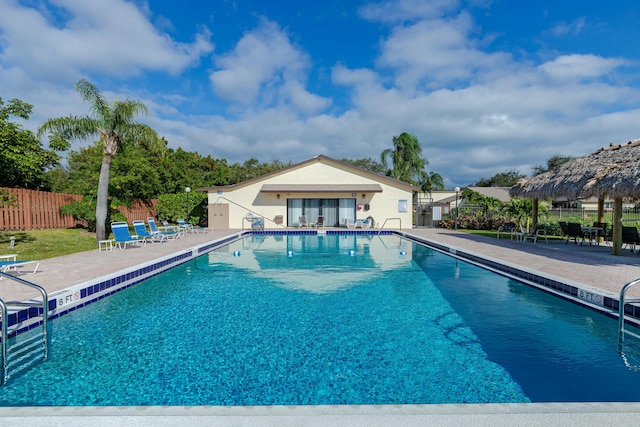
214 196 286 230
0 271 49 384
0 298 7 384
618 277 640 350
377 217 402 234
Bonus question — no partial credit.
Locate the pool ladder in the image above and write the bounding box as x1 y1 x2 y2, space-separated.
0 271 49 385
617 278 640 370
377 218 402 234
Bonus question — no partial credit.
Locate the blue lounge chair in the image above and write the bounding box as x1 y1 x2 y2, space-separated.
147 218 181 239
177 219 212 234
133 220 167 243
160 220 182 236
111 222 146 249
0 254 39 279
177 219 195 233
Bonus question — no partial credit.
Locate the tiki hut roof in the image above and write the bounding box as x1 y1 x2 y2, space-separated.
510 139 640 200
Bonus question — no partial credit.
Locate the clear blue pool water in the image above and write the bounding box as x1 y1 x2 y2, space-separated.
1 233 639 406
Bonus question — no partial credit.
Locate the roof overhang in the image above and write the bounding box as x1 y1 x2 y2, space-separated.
260 184 383 193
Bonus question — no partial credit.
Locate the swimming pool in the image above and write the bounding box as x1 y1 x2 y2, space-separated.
1 233 639 405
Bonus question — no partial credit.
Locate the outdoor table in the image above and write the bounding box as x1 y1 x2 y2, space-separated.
581 226 603 246
98 239 114 252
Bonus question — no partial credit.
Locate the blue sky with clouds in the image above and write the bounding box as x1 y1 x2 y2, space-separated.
1 0 640 188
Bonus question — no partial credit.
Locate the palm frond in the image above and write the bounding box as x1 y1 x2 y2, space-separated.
75 79 110 121
38 115 100 141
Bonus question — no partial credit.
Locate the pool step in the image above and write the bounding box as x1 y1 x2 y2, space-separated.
5 330 47 380
0 271 49 385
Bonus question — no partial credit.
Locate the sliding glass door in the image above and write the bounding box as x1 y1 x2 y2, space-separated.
287 198 355 227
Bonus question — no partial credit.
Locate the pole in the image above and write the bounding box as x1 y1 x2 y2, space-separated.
454 187 460 230
185 187 191 222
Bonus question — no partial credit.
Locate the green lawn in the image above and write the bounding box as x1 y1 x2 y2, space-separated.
0 228 97 261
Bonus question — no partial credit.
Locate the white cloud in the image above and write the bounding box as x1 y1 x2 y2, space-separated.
548 17 587 37
377 12 512 90
281 81 332 114
209 19 329 112
539 54 627 81
3 0 640 189
359 0 460 24
0 0 213 81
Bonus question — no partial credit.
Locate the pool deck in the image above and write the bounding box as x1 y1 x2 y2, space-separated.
2 227 640 425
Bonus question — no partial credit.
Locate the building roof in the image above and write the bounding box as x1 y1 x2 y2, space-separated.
467 186 512 202
260 184 382 193
510 139 640 199
198 155 416 193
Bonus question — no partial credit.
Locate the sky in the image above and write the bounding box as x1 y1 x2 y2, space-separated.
1 0 640 188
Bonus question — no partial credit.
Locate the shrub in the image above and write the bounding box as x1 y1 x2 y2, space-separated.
61 197 96 231
156 192 208 225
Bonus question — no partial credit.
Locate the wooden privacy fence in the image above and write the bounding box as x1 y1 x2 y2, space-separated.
0 188 157 231
119 199 158 224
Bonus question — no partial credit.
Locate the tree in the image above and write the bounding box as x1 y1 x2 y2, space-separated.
0 97 67 189
420 171 445 193
341 157 386 174
227 158 290 183
502 197 533 231
380 132 428 186
532 154 573 176
0 188 17 208
38 79 162 242
46 145 102 195
462 188 504 215
156 147 232 193
473 169 525 187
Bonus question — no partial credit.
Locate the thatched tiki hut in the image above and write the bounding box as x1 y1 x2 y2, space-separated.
510 139 640 256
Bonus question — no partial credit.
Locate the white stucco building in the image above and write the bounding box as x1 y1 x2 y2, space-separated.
200 155 416 230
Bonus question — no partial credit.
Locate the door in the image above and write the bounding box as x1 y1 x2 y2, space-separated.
208 203 229 230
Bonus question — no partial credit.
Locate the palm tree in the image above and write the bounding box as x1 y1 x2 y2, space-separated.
39 79 161 242
420 171 445 193
380 132 427 186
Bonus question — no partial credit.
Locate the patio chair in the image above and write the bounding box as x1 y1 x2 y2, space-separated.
147 218 181 239
161 220 183 236
111 222 146 249
559 221 569 241
177 219 195 234
604 227 614 246
345 218 356 229
622 226 640 253
133 220 167 243
298 216 309 228
315 215 325 228
497 222 517 240
524 224 548 244
566 222 586 245
177 219 212 233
